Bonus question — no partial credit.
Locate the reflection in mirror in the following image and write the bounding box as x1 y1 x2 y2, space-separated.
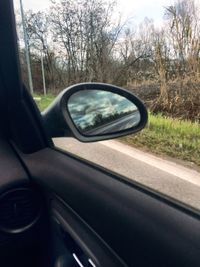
67 90 141 136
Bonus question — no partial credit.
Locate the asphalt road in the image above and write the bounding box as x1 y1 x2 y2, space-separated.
85 112 140 135
54 138 200 210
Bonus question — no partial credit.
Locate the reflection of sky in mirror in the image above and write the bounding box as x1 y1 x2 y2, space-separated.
68 90 137 130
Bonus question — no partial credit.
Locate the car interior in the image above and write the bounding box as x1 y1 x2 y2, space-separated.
0 1 200 267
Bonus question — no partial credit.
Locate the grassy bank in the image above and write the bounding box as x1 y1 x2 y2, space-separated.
121 114 200 166
33 94 55 111
34 94 200 166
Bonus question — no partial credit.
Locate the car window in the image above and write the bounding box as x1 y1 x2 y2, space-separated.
14 0 200 211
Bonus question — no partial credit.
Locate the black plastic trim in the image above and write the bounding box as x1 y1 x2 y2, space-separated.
0 187 42 234
51 196 127 267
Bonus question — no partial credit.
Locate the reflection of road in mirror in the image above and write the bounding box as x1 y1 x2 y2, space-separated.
84 110 141 135
68 89 141 136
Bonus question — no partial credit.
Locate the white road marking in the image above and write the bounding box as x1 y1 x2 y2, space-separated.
101 140 200 187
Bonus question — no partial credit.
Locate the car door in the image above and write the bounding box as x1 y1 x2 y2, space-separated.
1 1 200 267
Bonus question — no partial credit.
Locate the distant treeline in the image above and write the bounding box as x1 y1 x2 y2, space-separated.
16 0 200 120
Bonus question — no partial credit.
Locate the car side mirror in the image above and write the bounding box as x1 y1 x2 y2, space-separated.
42 83 148 142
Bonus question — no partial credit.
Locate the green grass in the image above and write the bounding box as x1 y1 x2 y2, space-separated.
121 113 200 166
33 94 55 111
33 94 200 166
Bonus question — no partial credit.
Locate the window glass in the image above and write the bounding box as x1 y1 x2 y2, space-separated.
14 0 200 211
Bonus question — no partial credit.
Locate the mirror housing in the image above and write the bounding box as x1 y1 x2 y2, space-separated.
42 83 148 142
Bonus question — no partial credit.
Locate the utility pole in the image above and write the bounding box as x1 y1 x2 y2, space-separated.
41 52 46 95
19 0 34 94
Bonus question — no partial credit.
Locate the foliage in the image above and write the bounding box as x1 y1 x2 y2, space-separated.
16 0 198 88
130 79 200 121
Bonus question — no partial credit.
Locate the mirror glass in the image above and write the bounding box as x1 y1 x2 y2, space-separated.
67 90 141 136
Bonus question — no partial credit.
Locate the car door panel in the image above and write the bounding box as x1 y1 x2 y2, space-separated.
19 146 200 267
0 138 29 192
49 196 127 267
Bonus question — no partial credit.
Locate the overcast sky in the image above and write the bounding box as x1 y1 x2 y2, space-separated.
14 0 175 26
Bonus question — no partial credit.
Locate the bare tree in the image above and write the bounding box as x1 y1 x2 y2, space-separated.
49 0 122 84
25 11 58 90
117 18 154 85
164 0 200 79
152 29 170 99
